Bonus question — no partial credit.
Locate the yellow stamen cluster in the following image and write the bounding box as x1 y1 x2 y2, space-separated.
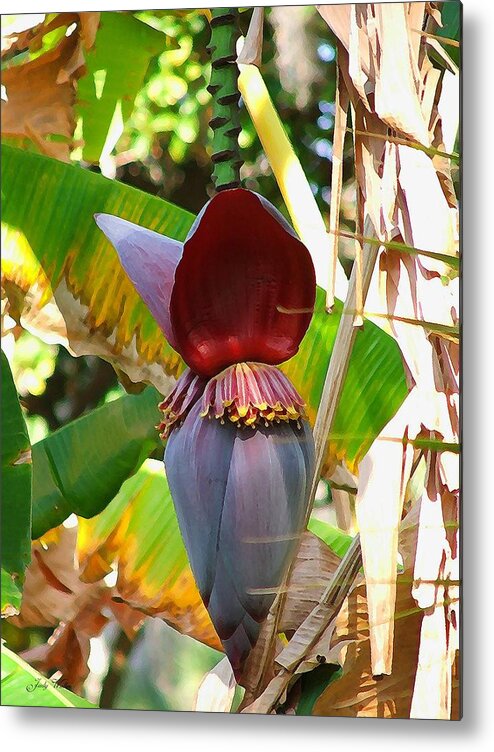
157 407 182 439
200 362 305 429
201 400 303 429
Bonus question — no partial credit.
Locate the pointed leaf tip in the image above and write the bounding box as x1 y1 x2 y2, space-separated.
94 213 183 349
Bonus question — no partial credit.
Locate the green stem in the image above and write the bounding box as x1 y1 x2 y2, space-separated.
207 7 242 191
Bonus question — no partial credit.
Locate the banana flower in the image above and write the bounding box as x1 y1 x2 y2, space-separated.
96 188 316 679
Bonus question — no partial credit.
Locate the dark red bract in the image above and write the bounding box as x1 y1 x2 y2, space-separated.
169 189 315 377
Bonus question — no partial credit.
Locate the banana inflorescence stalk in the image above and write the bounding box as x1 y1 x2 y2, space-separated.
207 7 242 191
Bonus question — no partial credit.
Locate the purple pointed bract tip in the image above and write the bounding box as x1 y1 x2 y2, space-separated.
96 189 315 376
94 213 183 349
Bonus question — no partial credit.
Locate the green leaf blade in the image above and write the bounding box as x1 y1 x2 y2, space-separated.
76 12 166 163
1 644 96 708
307 517 353 558
31 386 162 539
1 350 32 615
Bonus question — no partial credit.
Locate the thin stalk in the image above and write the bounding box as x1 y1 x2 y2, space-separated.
307 217 380 516
348 128 460 162
208 8 242 191
411 28 460 48
326 67 349 311
332 229 460 270
99 628 132 709
351 102 364 327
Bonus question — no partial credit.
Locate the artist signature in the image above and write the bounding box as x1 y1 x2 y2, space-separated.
26 676 62 693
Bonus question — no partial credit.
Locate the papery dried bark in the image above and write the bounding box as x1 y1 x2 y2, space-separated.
243 507 458 718
240 530 344 708
317 2 460 716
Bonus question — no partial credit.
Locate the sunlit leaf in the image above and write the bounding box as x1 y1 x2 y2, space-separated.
283 291 408 472
1 643 96 708
307 517 353 558
31 385 162 539
75 12 165 163
1 143 190 393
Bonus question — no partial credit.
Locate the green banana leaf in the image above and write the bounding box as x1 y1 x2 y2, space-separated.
1 143 188 394
1 350 31 616
1 144 409 471
296 664 343 716
31 385 162 539
307 518 353 558
282 290 407 471
76 12 166 163
1 643 96 708
434 1 461 67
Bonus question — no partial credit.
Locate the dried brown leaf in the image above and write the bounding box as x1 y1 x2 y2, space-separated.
12 526 98 629
237 7 264 67
1 14 47 55
77 496 223 653
21 619 93 693
280 532 342 633
5 281 175 396
317 5 370 77
239 531 343 702
312 576 422 717
9 524 146 692
241 535 363 712
317 4 459 693
355 406 415 676
1 13 99 161
314 501 457 719
326 69 349 309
